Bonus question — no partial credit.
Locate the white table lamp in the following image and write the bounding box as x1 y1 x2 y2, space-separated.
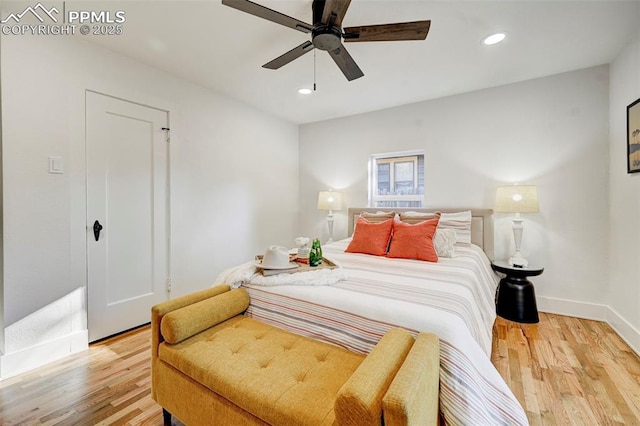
317 190 343 243
495 185 539 267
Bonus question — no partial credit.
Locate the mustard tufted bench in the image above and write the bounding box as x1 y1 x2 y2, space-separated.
151 285 440 426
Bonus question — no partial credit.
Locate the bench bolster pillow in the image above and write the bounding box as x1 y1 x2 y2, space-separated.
161 288 250 344
382 332 440 426
334 328 414 426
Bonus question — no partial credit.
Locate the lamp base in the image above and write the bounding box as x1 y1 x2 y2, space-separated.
510 215 527 268
326 211 335 244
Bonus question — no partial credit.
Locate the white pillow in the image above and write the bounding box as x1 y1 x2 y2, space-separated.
438 211 472 246
398 211 440 225
360 211 396 223
434 229 456 258
400 211 435 217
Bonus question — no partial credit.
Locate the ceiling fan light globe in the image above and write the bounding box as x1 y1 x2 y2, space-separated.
312 26 343 51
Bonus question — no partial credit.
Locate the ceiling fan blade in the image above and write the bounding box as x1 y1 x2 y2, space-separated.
344 20 431 42
328 44 364 81
263 41 315 69
222 0 313 34
321 0 352 27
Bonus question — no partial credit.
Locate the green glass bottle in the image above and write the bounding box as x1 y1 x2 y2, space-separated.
308 240 315 267
309 239 321 267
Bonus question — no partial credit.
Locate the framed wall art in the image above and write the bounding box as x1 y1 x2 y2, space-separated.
627 97 640 173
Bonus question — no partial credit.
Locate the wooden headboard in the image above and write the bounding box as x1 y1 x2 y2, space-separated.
347 207 494 260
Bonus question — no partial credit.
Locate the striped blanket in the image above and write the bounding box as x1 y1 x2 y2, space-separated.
242 239 528 426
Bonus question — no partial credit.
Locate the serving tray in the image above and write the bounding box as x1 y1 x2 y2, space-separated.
255 255 338 276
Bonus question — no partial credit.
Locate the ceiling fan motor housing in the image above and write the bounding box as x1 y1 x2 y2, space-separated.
312 25 342 51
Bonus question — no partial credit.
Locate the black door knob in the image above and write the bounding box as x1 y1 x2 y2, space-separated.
93 220 103 241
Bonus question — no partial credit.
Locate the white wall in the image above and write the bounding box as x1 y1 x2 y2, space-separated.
299 66 610 318
0 15 4 369
1 34 298 376
609 35 640 353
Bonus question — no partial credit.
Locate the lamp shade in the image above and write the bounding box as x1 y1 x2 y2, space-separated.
495 185 539 213
317 191 343 211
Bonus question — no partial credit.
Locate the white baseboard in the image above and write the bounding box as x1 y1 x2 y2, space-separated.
0 330 88 380
537 296 609 321
537 296 639 356
606 307 640 356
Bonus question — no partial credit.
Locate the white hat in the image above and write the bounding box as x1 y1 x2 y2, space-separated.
256 246 297 270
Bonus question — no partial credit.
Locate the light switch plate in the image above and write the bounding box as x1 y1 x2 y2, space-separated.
49 156 63 174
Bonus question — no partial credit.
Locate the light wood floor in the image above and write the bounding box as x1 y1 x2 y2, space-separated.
0 326 165 425
492 313 640 425
0 313 638 425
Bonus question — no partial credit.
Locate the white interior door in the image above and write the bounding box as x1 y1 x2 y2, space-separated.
86 91 169 342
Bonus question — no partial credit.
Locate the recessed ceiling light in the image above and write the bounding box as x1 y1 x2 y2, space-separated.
482 32 506 46
298 88 312 95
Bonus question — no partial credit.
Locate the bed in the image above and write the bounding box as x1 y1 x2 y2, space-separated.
236 208 528 425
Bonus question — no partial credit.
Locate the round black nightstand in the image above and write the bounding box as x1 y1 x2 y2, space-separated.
491 260 544 324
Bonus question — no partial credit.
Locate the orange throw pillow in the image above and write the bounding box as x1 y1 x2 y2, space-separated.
345 217 393 256
387 218 439 262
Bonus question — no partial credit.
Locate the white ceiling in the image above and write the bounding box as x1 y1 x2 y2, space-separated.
77 0 639 124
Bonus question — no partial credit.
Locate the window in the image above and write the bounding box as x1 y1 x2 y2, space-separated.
369 151 424 208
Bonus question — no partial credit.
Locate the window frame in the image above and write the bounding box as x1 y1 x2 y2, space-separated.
368 150 424 208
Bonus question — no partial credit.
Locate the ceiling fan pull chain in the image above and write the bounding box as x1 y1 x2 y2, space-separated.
314 49 317 92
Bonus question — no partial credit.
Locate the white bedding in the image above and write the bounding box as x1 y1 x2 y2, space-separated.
239 239 529 425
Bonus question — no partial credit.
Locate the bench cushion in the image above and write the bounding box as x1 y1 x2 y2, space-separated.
159 316 364 425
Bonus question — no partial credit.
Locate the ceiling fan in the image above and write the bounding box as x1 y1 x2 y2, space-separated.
221 0 431 81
